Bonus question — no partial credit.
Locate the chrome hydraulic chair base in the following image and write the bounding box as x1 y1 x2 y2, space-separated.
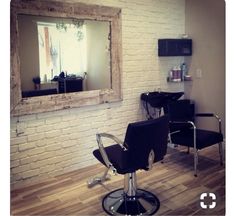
102 188 160 215
102 173 160 215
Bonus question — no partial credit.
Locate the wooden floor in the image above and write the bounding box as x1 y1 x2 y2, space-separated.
11 145 225 216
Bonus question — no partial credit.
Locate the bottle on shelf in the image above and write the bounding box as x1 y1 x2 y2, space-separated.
170 66 182 82
180 63 187 80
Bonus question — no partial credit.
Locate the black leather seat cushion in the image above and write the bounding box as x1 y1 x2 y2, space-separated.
171 129 223 149
93 144 133 174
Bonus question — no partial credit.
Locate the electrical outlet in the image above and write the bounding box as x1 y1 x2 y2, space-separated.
196 68 202 78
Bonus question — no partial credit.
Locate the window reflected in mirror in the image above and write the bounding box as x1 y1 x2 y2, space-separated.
18 15 111 98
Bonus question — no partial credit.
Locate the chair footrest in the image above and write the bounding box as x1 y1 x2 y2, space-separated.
87 174 111 187
102 188 160 215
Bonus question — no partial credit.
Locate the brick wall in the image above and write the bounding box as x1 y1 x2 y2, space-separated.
10 0 185 189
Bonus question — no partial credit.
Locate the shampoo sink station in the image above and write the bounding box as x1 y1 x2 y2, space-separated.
141 91 184 119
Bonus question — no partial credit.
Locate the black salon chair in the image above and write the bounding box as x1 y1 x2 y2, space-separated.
165 99 224 176
88 115 169 215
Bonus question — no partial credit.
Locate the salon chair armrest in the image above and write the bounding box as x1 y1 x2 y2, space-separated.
195 113 222 133
97 133 127 150
169 121 197 149
170 120 195 126
195 113 214 117
96 133 127 174
169 120 196 132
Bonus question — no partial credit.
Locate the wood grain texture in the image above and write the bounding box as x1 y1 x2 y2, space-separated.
11 145 225 215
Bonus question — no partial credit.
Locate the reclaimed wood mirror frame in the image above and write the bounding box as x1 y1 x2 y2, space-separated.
11 0 122 116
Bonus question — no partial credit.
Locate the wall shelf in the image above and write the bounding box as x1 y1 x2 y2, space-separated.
167 77 192 83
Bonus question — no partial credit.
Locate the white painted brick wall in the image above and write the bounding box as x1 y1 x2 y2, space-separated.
10 0 185 189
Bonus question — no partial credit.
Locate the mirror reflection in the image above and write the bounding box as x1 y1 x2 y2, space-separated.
18 15 111 97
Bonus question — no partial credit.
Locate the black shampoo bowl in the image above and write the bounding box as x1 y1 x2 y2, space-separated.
141 91 184 118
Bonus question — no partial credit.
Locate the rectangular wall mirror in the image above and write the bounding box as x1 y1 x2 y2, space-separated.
11 0 122 116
